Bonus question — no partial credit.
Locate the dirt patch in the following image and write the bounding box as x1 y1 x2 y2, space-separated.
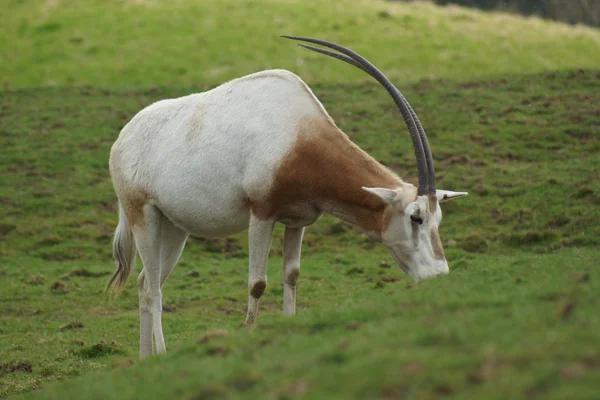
547 216 570 229
575 186 595 199
27 274 45 285
346 321 363 330
197 329 228 344
0 361 33 375
37 236 61 247
77 342 125 359
346 266 364 275
380 384 410 399
189 385 228 400
162 303 177 313
69 268 110 278
568 271 590 283
435 383 455 396
557 299 577 320
504 230 557 247
465 371 484 385
60 321 84 331
271 380 309 399
460 234 488 253
206 346 230 357
560 363 588 379
0 223 16 239
50 281 69 294
230 372 260 391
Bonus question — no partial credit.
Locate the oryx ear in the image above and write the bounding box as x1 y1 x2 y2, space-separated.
362 187 398 205
436 190 468 203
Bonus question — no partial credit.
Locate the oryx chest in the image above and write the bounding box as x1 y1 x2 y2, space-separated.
274 202 323 228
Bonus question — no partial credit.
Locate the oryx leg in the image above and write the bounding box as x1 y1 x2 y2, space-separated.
135 206 187 359
245 214 275 324
282 226 304 316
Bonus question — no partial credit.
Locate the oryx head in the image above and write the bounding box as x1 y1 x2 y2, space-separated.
284 36 468 281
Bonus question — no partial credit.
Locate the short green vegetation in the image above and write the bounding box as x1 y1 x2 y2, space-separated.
1 0 599 89
1 0 599 399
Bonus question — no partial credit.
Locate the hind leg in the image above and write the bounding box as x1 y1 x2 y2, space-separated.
134 206 187 359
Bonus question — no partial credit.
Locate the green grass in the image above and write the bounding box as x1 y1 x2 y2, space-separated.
1 69 599 399
1 0 600 398
1 0 600 89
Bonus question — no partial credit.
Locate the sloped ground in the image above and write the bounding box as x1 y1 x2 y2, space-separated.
1 69 598 399
1 0 599 88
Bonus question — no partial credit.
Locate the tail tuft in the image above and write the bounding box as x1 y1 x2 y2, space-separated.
105 204 137 295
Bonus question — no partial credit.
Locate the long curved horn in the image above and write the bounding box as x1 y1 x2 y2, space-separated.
282 36 436 195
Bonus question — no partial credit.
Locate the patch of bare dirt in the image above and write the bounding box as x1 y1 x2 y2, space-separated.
0 361 33 374
60 321 84 331
162 303 176 313
69 268 109 278
197 329 228 344
568 271 590 283
557 299 577 320
50 281 69 294
27 274 45 285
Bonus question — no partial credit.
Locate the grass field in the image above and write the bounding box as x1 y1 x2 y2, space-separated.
1 0 600 89
1 0 600 399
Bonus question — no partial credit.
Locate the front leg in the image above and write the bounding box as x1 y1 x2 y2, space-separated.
245 214 275 324
282 226 304 316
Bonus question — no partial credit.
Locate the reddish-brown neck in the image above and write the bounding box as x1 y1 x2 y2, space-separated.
252 116 401 236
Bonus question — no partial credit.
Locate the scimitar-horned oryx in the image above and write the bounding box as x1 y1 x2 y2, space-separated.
105 36 468 359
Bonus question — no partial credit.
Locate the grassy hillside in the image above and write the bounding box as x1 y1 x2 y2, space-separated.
1 0 599 398
1 69 599 399
1 0 600 89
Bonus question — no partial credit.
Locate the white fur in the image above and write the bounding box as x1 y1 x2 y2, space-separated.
109 69 467 359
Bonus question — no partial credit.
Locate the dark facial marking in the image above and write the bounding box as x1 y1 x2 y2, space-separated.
411 221 419 249
430 227 445 260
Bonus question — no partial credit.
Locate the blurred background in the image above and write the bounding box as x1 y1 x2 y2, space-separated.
395 0 600 27
1 0 599 89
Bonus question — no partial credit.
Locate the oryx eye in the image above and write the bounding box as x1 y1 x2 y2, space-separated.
410 215 423 225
